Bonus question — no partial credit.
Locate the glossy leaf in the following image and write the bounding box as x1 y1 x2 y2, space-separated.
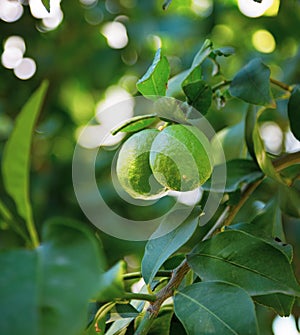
2 81 48 246
174 281 258 335
229 58 275 106
111 114 158 135
229 199 288 248
0 219 105 335
182 79 212 115
254 294 295 317
96 261 126 301
202 159 262 192
245 104 257 161
189 39 213 73
188 230 300 297
137 48 170 98
142 206 201 284
211 121 247 164
287 85 300 141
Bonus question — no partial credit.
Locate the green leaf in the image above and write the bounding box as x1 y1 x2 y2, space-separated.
148 308 173 335
229 199 288 248
253 110 286 185
188 230 300 297
182 79 212 115
279 181 300 218
0 218 105 335
96 261 126 301
229 58 275 107
111 114 158 135
245 104 258 161
202 159 263 192
137 49 170 98
190 39 213 73
41 0 50 12
287 85 300 141
154 97 188 124
254 294 295 317
142 206 201 284
2 81 49 247
174 281 258 335
166 70 189 97
211 121 247 164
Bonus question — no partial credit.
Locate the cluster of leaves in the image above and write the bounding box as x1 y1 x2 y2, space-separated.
1 34 300 335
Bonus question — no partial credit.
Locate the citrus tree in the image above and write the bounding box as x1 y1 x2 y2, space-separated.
0 1 300 335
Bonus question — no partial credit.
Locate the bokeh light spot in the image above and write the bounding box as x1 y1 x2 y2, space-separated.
252 29 276 53
1 48 23 69
13 58 37 80
0 0 23 22
259 121 282 155
101 21 128 49
237 0 274 18
4 36 26 55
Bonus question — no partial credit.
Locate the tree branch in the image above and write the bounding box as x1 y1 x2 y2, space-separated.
134 150 300 335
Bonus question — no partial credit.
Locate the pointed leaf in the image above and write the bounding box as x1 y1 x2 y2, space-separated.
0 219 105 335
96 261 126 301
287 86 300 141
142 206 201 284
137 49 170 98
229 58 275 106
254 294 295 317
190 39 213 72
203 159 262 192
182 79 212 115
111 114 158 135
188 230 300 297
2 81 49 246
41 0 50 12
279 181 300 218
174 281 258 335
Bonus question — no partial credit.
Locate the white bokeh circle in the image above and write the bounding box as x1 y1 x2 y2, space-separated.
72 96 226 241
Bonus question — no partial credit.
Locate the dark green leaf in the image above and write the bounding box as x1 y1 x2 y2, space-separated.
166 70 189 97
113 304 140 319
182 79 212 115
111 114 158 135
202 159 263 192
254 294 295 317
2 81 48 246
188 230 300 296
148 308 173 335
174 281 258 335
279 181 300 218
96 261 126 301
245 104 258 161
228 199 288 250
0 219 105 335
229 58 275 106
41 0 50 12
137 49 170 98
287 85 300 141
211 47 235 58
142 206 201 284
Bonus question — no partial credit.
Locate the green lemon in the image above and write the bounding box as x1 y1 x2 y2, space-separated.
116 129 167 199
149 124 213 192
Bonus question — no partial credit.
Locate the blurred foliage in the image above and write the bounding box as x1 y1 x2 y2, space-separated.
1 1 300 332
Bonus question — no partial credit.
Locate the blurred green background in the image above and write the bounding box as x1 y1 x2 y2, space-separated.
1 2 300 330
